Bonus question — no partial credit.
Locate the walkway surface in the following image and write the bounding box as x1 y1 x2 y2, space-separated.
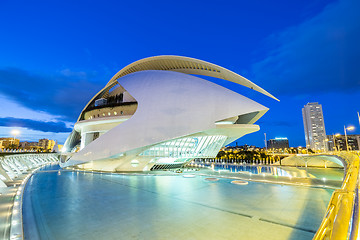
23 166 334 240
0 172 30 239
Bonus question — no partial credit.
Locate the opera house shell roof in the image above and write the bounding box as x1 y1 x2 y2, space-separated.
60 55 277 171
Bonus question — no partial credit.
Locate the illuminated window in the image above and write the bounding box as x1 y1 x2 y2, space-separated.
102 113 105 116
139 135 227 158
108 112 111 116
114 111 117 115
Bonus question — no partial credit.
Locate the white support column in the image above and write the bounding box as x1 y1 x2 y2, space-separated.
0 161 12 181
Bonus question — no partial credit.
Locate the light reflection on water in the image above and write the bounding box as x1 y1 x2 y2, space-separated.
23 164 336 240
199 163 344 181
212 164 291 176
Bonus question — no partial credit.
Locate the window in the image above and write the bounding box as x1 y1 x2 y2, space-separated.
114 111 117 115
121 111 123 115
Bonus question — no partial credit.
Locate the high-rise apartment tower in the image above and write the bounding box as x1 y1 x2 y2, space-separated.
302 102 327 151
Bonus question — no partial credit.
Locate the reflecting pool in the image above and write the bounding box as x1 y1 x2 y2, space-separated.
23 165 334 240
199 163 344 181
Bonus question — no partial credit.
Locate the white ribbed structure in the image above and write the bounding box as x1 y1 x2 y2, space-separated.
61 56 277 171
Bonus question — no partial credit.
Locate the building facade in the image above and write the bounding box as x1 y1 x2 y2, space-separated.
302 102 327 151
38 139 56 151
267 138 289 150
19 141 39 150
61 55 277 171
327 134 360 151
0 138 20 149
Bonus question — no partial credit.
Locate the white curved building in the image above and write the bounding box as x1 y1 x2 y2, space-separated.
61 56 277 171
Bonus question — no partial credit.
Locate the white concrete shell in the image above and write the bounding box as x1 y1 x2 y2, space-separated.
61 56 276 171
77 55 278 122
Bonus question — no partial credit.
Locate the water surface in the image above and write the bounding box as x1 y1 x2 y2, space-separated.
23 165 334 240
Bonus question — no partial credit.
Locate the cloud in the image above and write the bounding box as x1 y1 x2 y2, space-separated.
60 69 88 78
0 68 104 121
252 0 360 95
0 117 72 133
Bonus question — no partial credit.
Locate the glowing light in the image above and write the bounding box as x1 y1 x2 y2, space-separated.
11 129 20 136
183 174 195 178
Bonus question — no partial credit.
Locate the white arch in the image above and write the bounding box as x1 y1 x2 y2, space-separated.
108 55 278 101
77 55 278 121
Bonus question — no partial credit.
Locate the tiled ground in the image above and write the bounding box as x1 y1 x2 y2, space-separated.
0 172 30 239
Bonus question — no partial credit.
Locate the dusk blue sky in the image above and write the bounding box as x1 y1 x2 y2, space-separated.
0 0 359 147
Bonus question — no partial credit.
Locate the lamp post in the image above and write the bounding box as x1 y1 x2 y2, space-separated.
344 126 355 151
332 133 340 152
10 129 20 148
323 138 329 152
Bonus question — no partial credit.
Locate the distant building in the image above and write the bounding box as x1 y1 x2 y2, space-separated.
38 139 56 151
0 137 20 148
224 145 261 151
302 102 327 151
327 134 360 151
267 138 289 149
19 141 39 150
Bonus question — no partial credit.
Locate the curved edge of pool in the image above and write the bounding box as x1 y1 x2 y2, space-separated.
9 165 47 240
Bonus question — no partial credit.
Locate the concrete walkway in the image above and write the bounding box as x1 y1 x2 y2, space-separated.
0 171 33 239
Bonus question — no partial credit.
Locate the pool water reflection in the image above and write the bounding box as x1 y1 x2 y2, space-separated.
23 165 335 240
197 163 344 181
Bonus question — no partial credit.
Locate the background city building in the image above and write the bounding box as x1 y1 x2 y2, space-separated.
38 138 56 151
327 134 360 151
0 137 20 149
19 141 40 150
267 137 289 150
0 137 58 152
302 102 327 151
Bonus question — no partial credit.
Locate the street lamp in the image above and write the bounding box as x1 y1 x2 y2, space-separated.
344 126 355 151
332 133 340 152
11 129 20 140
323 138 329 152
10 129 20 148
